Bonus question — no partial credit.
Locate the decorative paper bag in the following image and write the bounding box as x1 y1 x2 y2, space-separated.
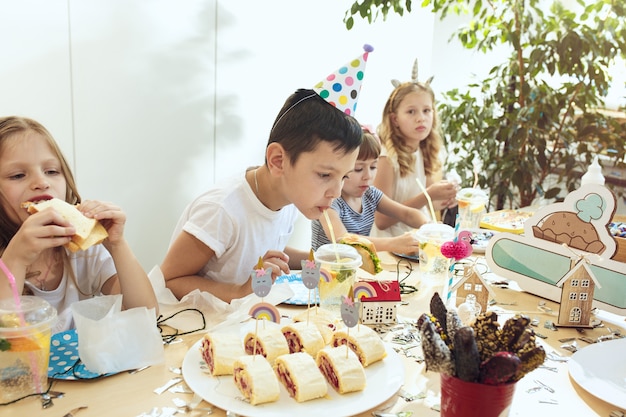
71 295 164 374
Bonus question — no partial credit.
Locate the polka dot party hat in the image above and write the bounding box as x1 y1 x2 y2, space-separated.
313 44 374 116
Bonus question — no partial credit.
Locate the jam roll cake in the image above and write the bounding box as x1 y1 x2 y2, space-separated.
233 355 280 405
200 332 245 376
331 324 386 367
243 325 289 365
274 352 328 402
281 321 325 357
316 346 366 394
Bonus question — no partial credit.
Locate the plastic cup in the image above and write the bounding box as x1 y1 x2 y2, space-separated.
0 296 57 403
314 243 362 316
440 373 516 417
456 187 489 230
415 223 455 276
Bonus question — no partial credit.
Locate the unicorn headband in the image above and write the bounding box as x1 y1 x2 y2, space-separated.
391 59 434 88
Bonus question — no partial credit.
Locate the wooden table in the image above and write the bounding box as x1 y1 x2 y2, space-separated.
2 252 625 417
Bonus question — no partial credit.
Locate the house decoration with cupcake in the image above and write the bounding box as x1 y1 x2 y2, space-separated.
486 183 626 315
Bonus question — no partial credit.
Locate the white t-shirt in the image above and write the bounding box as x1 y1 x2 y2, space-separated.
24 245 116 334
372 147 430 237
170 173 299 285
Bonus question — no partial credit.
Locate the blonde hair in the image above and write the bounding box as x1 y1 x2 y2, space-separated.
0 116 94 296
378 82 443 178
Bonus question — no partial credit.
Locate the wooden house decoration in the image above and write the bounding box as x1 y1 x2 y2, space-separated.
448 265 496 313
555 259 601 328
356 280 401 324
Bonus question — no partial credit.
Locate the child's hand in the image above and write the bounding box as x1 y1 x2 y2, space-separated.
78 200 126 246
260 250 290 280
428 180 459 209
7 209 74 265
390 232 421 255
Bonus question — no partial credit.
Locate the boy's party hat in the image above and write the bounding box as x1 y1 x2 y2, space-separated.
313 44 374 116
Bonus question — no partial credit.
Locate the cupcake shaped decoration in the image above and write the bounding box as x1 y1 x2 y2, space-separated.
532 193 606 254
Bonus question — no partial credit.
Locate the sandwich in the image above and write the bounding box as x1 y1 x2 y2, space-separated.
233 355 280 405
274 352 328 402
22 198 108 252
339 233 382 274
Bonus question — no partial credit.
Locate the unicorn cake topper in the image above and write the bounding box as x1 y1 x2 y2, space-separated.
391 58 434 88
251 256 273 298
301 249 321 290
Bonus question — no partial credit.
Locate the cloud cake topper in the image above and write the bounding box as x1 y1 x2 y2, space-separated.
485 183 625 314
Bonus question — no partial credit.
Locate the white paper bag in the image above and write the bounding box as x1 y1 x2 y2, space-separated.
71 295 164 374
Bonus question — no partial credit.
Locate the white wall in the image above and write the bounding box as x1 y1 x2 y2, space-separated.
1 1 623 269
0 0 436 269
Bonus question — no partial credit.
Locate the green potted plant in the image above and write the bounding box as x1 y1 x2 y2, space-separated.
345 0 626 209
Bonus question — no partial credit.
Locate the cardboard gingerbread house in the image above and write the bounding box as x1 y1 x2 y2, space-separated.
448 265 496 313
354 280 401 324
555 259 600 328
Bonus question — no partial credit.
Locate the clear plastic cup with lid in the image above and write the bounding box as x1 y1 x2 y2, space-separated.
0 296 57 403
456 188 489 230
314 243 362 316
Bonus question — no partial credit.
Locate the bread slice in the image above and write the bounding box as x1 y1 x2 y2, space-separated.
23 198 108 252
339 234 382 274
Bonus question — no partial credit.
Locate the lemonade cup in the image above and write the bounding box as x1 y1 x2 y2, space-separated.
456 188 489 230
0 296 57 403
314 243 362 316
415 223 455 277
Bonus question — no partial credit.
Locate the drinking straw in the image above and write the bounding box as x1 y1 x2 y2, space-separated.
445 214 461 304
0 259 44 393
322 209 340 263
415 178 437 222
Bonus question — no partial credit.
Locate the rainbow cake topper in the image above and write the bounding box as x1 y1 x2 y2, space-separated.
301 249 321 290
319 268 333 283
249 302 281 323
251 256 273 298
353 281 378 300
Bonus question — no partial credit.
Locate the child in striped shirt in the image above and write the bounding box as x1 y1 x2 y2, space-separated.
311 127 429 254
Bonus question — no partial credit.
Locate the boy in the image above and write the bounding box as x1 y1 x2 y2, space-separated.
161 89 363 302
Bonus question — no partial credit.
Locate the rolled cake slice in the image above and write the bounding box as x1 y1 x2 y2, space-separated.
274 352 328 402
316 346 366 394
233 355 280 405
200 331 245 376
281 321 325 357
292 307 340 344
331 324 386 367
243 325 289 364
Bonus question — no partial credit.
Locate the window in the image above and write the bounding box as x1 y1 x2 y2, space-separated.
569 292 577 300
580 293 588 301
569 307 581 322
464 283 472 291
474 284 483 292
571 279 579 287
581 279 590 287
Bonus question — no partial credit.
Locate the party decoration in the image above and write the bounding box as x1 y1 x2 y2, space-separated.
340 295 360 328
555 257 600 328
300 249 321 290
353 282 377 300
442 221 474 304
358 280 402 325
319 268 333 283
251 257 273 298
313 44 374 116
486 184 626 315
249 302 281 323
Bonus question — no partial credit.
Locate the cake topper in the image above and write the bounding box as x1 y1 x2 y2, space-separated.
251 257 273 298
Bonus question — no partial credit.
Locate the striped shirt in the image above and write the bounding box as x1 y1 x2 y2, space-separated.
311 186 384 250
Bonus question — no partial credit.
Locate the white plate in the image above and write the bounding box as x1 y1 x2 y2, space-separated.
182 338 404 417
275 273 319 305
568 338 626 409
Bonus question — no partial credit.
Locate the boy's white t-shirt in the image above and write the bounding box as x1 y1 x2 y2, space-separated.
170 172 298 285
24 245 116 333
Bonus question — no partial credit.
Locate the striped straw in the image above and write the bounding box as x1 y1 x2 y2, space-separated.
445 214 461 305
